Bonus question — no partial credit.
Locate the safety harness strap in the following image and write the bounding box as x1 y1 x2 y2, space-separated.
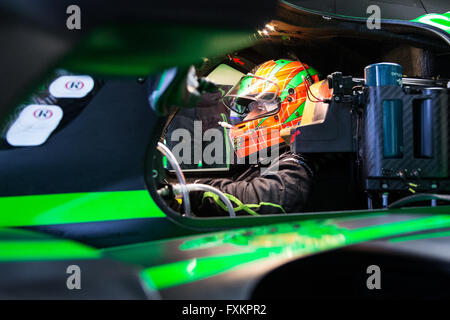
202 192 286 216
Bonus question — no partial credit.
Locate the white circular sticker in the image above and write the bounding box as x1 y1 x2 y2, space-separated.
49 75 94 98
6 105 63 147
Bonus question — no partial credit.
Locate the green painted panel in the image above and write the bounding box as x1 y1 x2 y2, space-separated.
0 190 165 227
141 249 276 290
0 240 100 261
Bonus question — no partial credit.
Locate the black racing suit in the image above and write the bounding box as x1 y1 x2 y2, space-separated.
189 150 314 216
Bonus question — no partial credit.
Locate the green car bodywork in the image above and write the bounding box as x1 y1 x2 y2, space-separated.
413 12 450 33
0 190 165 227
1 207 450 292
139 211 450 290
0 4 449 299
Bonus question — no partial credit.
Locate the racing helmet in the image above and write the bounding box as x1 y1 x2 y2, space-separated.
223 59 319 158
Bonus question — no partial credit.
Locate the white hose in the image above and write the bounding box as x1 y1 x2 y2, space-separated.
173 183 236 218
157 142 235 218
157 142 191 217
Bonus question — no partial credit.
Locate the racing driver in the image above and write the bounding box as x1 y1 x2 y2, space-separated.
189 59 319 216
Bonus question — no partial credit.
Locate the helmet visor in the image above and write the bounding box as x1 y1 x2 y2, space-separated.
223 74 280 122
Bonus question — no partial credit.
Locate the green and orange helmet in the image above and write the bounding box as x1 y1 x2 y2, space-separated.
223 59 319 158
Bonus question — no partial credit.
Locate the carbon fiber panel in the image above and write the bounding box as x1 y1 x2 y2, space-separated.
362 85 449 190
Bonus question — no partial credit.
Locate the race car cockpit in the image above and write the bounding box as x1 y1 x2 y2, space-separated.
150 24 450 219
1 5 449 223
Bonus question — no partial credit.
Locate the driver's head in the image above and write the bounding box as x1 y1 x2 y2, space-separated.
223 59 319 159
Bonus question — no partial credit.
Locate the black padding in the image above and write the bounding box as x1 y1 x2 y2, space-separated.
287 0 429 20
0 79 156 196
25 218 200 249
252 240 450 300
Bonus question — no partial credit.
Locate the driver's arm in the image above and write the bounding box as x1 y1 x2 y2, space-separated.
189 153 313 216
